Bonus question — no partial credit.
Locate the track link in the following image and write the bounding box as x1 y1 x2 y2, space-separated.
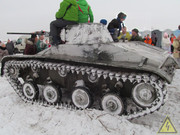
3 60 168 120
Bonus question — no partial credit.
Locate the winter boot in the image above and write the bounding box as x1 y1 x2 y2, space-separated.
111 29 119 42
52 36 61 46
114 29 119 42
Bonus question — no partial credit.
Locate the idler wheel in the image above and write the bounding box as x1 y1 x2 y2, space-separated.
8 66 19 79
72 87 92 109
132 83 156 108
43 85 61 104
22 82 39 100
101 94 124 115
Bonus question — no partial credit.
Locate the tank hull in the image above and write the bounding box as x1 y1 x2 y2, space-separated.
2 42 178 83
1 23 178 119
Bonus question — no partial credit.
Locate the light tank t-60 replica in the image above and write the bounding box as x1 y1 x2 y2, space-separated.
1 24 179 119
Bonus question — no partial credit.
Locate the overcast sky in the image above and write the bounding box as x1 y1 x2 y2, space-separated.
0 0 180 41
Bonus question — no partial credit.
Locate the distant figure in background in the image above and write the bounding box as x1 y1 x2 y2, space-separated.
45 39 51 48
170 34 176 54
108 12 127 42
143 36 147 41
173 35 180 64
0 42 9 60
6 39 14 55
76 0 93 23
173 25 180 37
130 28 143 41
100 19 107 25
24 34 38 55
36 34 47 53
118 27 131 41
151 32 157 46
162 32 171 53
144 34 152 45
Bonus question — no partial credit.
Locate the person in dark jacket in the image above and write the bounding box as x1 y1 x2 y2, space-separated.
151 32 157 46
0 43 9 60
50 0 78 45
24 34 38 55
6 39 14 55
108 12 127 42
130 28 143 41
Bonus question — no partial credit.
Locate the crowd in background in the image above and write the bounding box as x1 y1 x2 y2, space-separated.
0 33 48 59
23 34 48 55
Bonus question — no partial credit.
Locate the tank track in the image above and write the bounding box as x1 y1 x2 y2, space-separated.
3 60 168 120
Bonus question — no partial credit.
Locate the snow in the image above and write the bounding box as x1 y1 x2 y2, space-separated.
66 23 113 45
0 70 180 135
116 41 170 63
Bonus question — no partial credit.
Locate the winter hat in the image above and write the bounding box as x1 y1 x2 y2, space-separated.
31 34 37 39
132 28 139 34
118 12 127 20
163 32 168 38
100 19 107 25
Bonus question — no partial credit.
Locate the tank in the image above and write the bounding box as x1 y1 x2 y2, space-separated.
1 23 179 119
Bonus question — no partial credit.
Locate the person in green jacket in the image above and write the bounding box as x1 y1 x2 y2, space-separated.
50 0 78 45
76 0 93 23
36 34 47 53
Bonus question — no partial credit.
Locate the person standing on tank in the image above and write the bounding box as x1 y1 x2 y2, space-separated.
76 0 93 23
50 0 78 45
6 39 14 55
107 12 127 42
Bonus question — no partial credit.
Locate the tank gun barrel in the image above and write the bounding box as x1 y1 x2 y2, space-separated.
7 31 50 37
7 32 33 35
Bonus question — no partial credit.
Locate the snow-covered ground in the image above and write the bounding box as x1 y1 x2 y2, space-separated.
0 70 179 135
